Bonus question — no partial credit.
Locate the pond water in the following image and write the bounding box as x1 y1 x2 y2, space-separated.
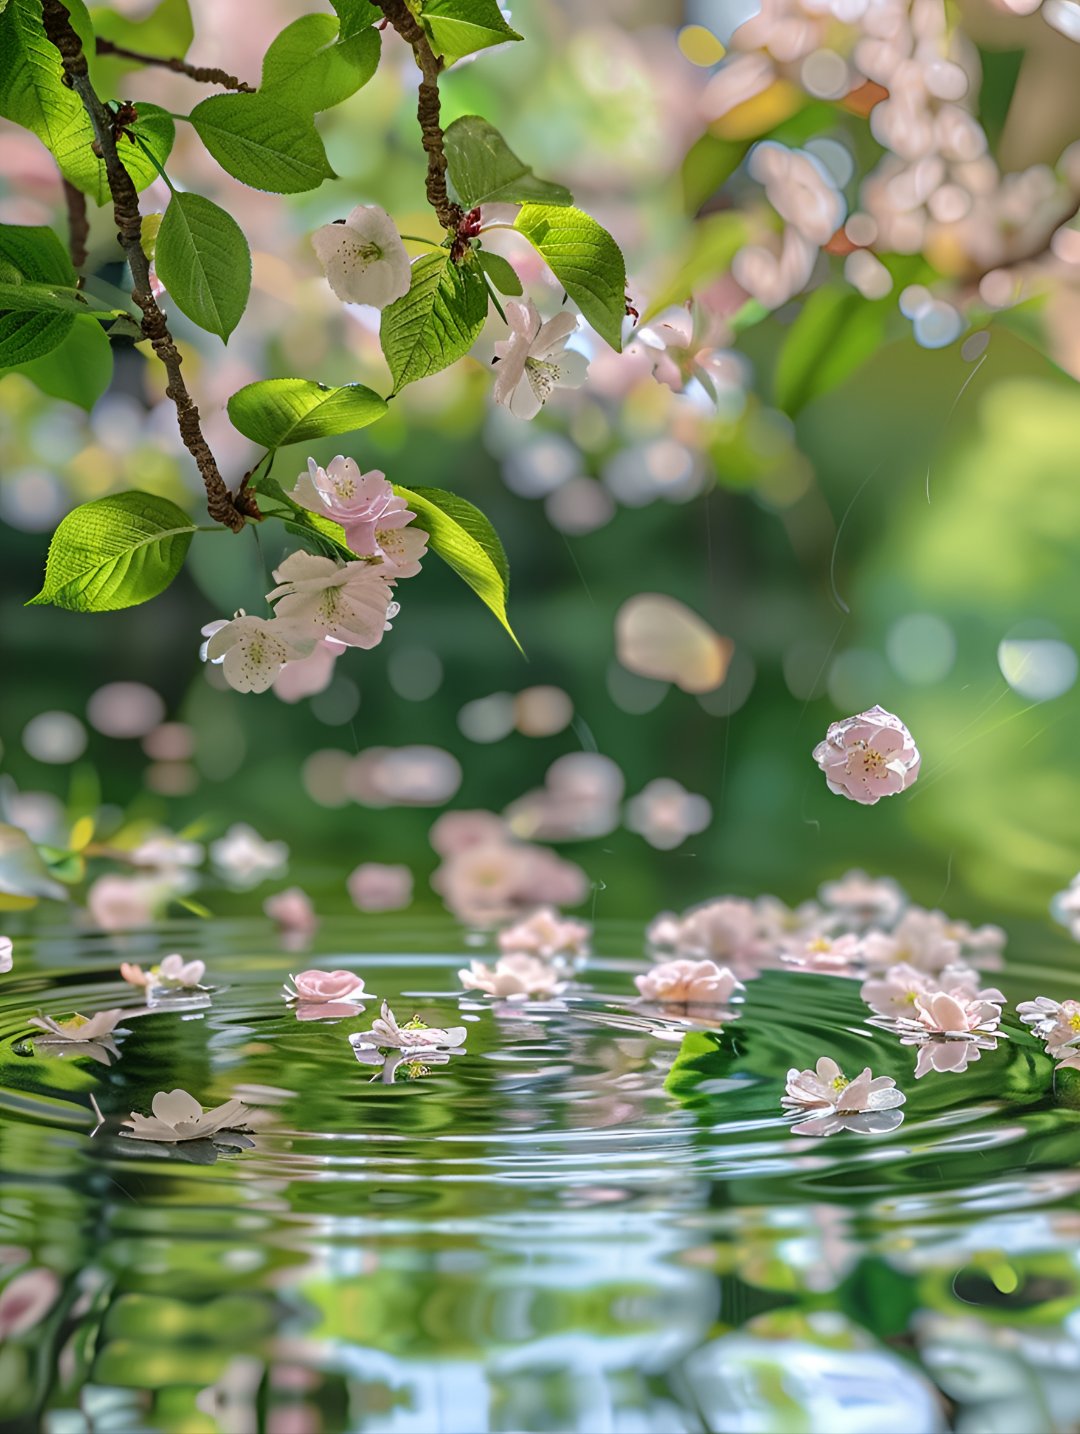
1 917 1080 1433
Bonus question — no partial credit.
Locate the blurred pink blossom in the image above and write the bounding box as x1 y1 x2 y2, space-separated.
347 863 414 913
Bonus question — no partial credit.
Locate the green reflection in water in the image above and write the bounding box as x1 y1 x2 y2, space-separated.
0 919 1079 1432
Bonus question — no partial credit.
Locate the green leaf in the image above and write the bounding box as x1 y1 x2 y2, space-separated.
90 0 193 69
0 222 77 366
643 211 747 318
29 490 198 612
189 92 335 194
0 0 94 152
260 12 380 114
227 378 388 448
393 483 518 647
380 250 488 392
330 0 381 37
1 316 113 409
0 823 68 903
419 0 522 65
52 101 175 207
773 284 890 416
513 203 626 351
444 116 571 209
155 191 251 342
680 132 747 215
0 277 113 315
476 249 522 296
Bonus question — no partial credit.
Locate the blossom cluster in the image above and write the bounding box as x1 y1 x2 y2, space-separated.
707 0 1080 343
201 458 428 695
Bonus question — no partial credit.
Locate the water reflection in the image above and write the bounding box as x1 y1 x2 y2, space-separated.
0 921 1079 1431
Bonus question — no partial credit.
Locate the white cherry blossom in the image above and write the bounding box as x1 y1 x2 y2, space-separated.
29 1010 124 1042
121 1089 254 1144
268 551 396 649
311 204 411 308
203 613 312 694
782 1056 905 1137
459 953 568 1000
210 824 288 888
492 300 589 420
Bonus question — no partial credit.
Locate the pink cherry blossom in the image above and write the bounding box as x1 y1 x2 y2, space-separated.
813 705 921 805
905 988 1004 1037
347 863 413 913
647 898 764 977
289 456 415 561
284 969 369 1004
782 1056 905 1137
635 959 744 1005
429 809 510 857
861 908 962 973
819 870 905 927
781 932 864 975
155 954 206 989
497 906 591 963
459 953 568 1000
264 888 319 938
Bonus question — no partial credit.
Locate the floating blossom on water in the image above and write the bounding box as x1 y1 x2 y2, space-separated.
647 898 763 978
819 870 905 928
349 1001 467 1075
813 706 921 804
635 959 744 1006
902 988 1005 1039
861 908 962 974
268 552 397 650
459 953 568 1000
860 962 999 1019
497 906 591 964
210 824 288 889
492 300 589 420
0 936 11 974
782 1056 906 1137
781 933 865 976
433 838 588 926
203 613 312 694
284 969 369 1005
263 887 318 940
119 961 150 989
1017 997 1080 1057
910 1035 998 1077
121 1089 254 1145
310 204 411 308
154 954 206 990
347 862 414 913
29 1010 124 1042
289 456 417 564
0 1267 60 1339
429 809 510 857
624 778 712 850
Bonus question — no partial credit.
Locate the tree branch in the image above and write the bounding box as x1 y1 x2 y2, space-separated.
95 38 253 92
374 0 463 235
61 176 89 270
41 0 248 533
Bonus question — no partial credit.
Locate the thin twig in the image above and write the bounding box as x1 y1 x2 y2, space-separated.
61 176 89 270
96 37 253 91
374 0 463 235
41 0 248 532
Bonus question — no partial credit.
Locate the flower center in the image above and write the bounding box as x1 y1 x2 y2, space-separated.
830 1073 849 1092
357 241 383 264
807 937 831 953
333 475 357 499
525 356 559 404
403 1060 429 1080
403 1015 427 1032
1069 1012 1080 1032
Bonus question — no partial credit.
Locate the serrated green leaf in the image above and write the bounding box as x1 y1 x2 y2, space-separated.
190 92 335 194
260 12 380 114
29 490 198 612
513 203 626 351
0 823 68 903
227 378 388 448
773 284 889 416
643 211 747 319
393 483 518 647
0 222 77 366
155 191 251 342
420 0 522 65
477 249 522 296
380 250 488 392
51 102 175 207
444 115 571 209
1 316 113 409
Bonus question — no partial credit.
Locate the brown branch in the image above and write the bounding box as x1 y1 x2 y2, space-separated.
95 37 253 91
41 0 248 533
374 0 463 235
61 177 89 270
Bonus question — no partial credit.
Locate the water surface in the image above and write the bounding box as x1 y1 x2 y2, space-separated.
2 918 1079 1432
